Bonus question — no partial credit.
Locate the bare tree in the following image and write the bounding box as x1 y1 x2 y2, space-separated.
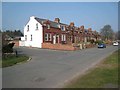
100 25 114 41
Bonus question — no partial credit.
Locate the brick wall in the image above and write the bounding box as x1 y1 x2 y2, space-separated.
42 43 79 51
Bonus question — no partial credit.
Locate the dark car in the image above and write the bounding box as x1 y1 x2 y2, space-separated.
98 43 106 48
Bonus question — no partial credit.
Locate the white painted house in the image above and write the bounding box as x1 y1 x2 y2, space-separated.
23 16 43 48
21 16 69 48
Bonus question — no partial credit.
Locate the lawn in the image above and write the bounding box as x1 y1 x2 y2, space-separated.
65 49 119 88
0 60 1 68
2 55 29 68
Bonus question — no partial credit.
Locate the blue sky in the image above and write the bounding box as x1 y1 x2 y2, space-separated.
2 2 118 32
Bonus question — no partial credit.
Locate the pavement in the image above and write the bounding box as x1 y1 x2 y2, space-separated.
2 46 118 88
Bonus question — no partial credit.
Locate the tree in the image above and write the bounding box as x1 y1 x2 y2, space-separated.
2 30 23 38
100 25 114 41
2 43 15 53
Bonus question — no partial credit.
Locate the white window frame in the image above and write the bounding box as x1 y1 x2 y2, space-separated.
64 34 66 41
61 34 64 41
27 25 29 31
49 34 52 41
45 33 48 41
61 34 66 41
61 26 65 31
30 34 32 41
25 35 27 41
45 33 52 41
47 25 50 29
36 23 38 30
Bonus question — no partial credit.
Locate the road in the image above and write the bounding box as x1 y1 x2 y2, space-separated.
2 46 118 88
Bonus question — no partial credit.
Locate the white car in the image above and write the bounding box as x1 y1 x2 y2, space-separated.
113 42 119 46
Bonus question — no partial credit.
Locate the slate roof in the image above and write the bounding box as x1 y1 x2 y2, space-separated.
34 17 98 34
35 17 69 29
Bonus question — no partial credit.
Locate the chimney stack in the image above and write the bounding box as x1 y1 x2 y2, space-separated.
70 22 74 27
54 18 60 23
88 28 92 32
30 16 35 20
80 25 84 30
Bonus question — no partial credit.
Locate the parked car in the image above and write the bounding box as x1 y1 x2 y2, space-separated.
98 43 106 48
113 42 119 46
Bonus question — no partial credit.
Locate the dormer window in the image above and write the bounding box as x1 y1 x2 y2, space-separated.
85 30 87 32
43 23 46 26
47 24 50 29
61 26 65 31
27 25 29 31
36 23 38 30
58 24 61 28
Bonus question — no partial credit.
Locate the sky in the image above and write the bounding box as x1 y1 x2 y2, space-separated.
2 2 118 32
2 0 120 2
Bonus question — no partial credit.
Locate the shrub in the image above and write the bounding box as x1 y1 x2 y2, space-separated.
89 39 95 44
95 40 103 45
2 43 15 53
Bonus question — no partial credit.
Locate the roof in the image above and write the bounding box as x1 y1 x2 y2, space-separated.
35 17 69 29
35 17 59 28
34 17 99 34
3 34 14 41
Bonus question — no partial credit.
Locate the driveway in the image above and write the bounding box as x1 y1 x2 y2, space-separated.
2 46 118 88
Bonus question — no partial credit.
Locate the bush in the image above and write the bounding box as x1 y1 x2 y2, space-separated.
89 39 95 44
95 40 103 45
2 43 15 53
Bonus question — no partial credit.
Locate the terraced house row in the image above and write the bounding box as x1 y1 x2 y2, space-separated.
20 16 101 50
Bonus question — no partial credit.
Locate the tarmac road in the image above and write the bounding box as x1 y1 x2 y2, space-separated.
2 46 118 88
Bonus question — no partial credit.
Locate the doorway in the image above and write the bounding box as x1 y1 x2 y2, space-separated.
53 34 59 44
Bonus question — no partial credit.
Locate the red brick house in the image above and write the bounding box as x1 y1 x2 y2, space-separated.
22 16 101 50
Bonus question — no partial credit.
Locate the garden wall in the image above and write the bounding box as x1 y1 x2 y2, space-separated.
42 43 79 51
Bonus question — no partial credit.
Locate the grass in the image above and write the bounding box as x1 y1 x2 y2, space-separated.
65 49 119 88
2 55 29 68
0 60 2 68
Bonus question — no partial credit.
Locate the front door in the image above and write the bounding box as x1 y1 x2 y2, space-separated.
56 35 59 43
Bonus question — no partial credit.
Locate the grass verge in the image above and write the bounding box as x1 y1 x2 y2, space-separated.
2 55 29 68
65 49 119 88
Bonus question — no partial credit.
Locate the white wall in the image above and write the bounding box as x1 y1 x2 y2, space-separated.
21 37 25 41
19 41 25 46
24 16 43 48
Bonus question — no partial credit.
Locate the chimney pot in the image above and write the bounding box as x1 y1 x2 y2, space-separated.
54 18 60 23
80 25 84 30
88 28 92 31
70 22 74 27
